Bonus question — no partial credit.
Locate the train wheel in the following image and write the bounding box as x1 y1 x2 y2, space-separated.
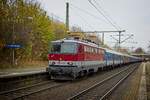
78 71 84 77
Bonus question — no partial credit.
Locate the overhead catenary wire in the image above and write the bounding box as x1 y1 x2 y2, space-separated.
88 0 119 30
70 3 107 24
70 6 95 30
88 0 120 31
50 13 65 23
70 3 121 32
92 0 122 30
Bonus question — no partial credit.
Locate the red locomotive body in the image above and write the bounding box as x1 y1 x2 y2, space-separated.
47 39 105 80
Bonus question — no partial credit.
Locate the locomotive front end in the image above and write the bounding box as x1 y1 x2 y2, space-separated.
47 40 79 80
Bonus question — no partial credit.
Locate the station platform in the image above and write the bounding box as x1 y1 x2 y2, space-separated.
0 66 47 78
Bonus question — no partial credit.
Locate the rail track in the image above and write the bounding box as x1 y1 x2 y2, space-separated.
0 80 69 100
20 63 138 100
0 63 140 100
0 71 48 92
68 63 138 100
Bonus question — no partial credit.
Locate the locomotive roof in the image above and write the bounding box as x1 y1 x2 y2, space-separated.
105 48 123 55
52 39 104 49
52 39 141 59
105 48 141 59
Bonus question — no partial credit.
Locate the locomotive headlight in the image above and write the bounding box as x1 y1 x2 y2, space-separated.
70 62 73 65
52 62 55 65
67 62 73 65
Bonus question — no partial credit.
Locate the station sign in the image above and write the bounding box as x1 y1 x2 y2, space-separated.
5 44 22 48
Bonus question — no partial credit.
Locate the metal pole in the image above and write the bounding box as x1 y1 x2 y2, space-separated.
66 2 69 32
12 4 17 66
102 33 104 45
118 31 121 51
12 19 15 66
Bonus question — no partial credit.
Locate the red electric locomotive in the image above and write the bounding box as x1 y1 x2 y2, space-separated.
47 38 105 80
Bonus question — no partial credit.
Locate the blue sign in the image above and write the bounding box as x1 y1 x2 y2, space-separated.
6 44 22 48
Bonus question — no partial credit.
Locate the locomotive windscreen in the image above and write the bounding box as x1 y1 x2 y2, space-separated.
50 42 77 54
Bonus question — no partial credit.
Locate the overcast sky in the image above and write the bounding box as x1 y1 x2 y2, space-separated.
37 0 150 52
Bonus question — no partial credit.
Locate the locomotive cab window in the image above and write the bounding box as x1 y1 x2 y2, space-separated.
61 42 77 54
51 44 61 53
50 42 77 54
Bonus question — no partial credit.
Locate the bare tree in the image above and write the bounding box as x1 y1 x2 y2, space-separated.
134 47 145 54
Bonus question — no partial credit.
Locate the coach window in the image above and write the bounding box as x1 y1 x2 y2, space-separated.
91 47 94 53
90 47 91 53
88 47 90 52
95 49 97 54
91 48 93 53
84 46 87 52
101 50 104 54
93 48 94 53
94 49 96 54
86 47 88 52
97 49 99 54
86 46 88 52
87 47 89 52
86 46 87 52
99 49 101 54
88 47 90 53
89 47 91 53
84 46 86 52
